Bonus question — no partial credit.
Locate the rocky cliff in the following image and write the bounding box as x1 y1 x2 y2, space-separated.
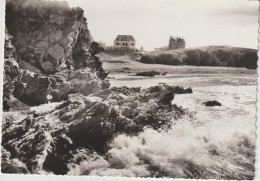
140 46 258 69
2 0 192 175
4 0 109 107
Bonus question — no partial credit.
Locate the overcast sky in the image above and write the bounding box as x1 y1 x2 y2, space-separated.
66 0 258 50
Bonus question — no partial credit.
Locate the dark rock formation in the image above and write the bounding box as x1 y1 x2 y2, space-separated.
2 85 193 174
158 92 175 105
6 0 90 74
135 71 160 77
2 0 194 176
203 100 221 107
140 46 258 69
1 148 30 174
166 86 192 94
4 0 109 106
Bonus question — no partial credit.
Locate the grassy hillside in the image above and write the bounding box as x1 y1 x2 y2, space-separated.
140 46 258 69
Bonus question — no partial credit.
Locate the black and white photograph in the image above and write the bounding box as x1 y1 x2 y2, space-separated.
1 0 259 180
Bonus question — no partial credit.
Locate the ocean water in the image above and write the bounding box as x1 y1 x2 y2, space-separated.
68 70 257 179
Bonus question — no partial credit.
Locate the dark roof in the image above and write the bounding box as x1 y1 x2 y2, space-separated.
115 35 135 41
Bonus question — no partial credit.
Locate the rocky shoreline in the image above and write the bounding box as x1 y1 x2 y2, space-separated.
2 0 193 175
2 1 256 179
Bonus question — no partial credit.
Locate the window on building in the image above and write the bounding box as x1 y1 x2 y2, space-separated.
116 43 119 46
126 43 128 47
117 38 119 41
132 43 134 46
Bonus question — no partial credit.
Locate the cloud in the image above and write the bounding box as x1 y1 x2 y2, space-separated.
208 1 258 26
66 0 258 50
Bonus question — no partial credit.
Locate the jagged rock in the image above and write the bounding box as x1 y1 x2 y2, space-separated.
3 0 109 106
89 41 104 55
2 0 194 176
2 84 193 174
19 60 42 73
47 44 65 64
2 0 110 173
1 148 30 174
145 85 192 95
158 91 175 105
3 31 26 108
3 95 30 111
6 0 108 77
183 87 193 94
6 66 107 106
6 0 77 73
166 86 193 94
203 100 221 107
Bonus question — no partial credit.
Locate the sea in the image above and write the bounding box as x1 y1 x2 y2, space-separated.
68 66 257 179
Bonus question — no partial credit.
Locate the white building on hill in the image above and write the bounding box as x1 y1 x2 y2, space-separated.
114 35 136 49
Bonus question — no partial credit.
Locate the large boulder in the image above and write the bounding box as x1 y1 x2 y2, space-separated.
4 0 109 106
6 0 81 73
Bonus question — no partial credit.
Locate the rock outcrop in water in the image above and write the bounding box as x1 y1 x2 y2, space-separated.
203 100 221 107
135 71 160 77
2 0 193 175
140 46 258 69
